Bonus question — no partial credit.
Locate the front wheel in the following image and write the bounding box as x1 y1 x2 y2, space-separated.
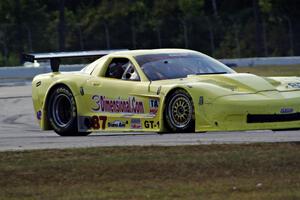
47 86 90 136
165 90 195 132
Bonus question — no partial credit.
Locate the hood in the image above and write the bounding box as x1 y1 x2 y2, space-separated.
153 73 300 97
187 73 276 93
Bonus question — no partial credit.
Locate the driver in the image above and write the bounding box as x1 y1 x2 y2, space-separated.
108 62 126 79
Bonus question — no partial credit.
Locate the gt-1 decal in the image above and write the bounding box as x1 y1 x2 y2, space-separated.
149 99 159 115
288 82 300 88
131 118 142 129
84 115 107 130
92 95 144 114
144 120 160 129
108 120 128 128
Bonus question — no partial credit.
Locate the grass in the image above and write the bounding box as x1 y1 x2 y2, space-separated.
0 143 300 200
234 64 300 76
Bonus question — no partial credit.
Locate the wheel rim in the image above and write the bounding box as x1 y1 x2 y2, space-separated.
52 93 73 127
168 94 193 128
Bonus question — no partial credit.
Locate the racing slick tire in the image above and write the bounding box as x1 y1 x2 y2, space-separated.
47 86 90 136
165 89 195 132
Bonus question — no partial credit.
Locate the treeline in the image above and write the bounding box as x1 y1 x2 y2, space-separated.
0 0 299 66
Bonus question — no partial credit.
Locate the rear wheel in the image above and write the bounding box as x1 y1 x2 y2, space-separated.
47 86 90 136
165 90 195 132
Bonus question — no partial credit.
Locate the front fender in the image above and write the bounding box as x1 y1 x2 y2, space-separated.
159 83 235 132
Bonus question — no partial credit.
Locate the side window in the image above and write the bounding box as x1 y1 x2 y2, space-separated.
105 58 140 81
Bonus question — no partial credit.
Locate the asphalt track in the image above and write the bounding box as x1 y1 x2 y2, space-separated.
1 84 300 151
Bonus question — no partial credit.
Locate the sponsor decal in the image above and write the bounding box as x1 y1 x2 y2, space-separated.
108 120 128 128
131 118 142 129
36 81 41 87
84 115 107 130
149 99 159 115
36 110 42 120
144 120 160 129
288 82 300 88
92 95 144 114
280 108 294 114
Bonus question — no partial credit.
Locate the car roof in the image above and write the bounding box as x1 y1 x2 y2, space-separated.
109 48 198 57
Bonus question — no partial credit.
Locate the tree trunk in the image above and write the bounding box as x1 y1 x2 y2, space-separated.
262 19 268 56
233 24 241 58
1 41 8 65
131 21 136 49
15 0 23 63
180 18 189 48
77 24 84 50
157 28 162 48
285 16 294 56
104 22 110 49
58 0 65 51
253 0 264 57
24 24 33 52
211 0 218 18
205 17 215 56
0 24 9 65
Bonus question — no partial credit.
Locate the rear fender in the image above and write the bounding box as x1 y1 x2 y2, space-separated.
39 79 83 130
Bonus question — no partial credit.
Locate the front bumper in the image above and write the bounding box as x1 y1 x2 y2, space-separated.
196 90 300 131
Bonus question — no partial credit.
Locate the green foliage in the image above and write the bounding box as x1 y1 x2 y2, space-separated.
178 0 204 17
235 64 300 77
0 53 19 67
259 0 272 13
0 0 299 66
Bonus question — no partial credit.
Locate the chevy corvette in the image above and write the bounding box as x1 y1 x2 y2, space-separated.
24 49 300 136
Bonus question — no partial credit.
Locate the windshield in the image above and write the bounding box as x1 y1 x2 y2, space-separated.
135 52 235 81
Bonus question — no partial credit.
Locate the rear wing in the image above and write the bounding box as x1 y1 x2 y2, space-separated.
23 49 128 72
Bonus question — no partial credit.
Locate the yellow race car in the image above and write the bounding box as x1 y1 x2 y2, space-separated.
24 49 300 136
